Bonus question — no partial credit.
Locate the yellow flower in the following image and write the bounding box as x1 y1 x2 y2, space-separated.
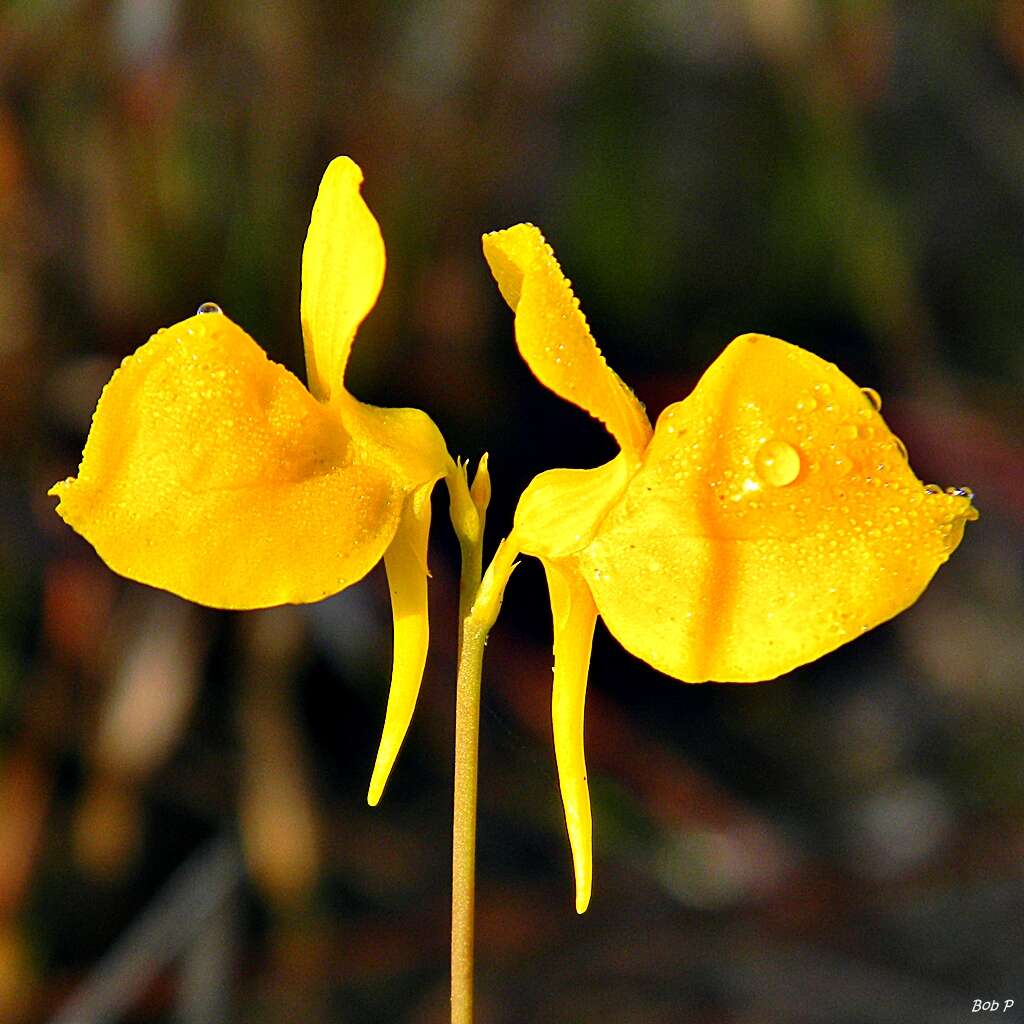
482 223 978 913
51 157 455 806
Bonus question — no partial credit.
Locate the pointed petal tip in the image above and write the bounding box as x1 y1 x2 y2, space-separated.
366 733 399 810
366 745 396 807
574 868 592 913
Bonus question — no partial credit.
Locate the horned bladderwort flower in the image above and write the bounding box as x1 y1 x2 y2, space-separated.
482 223 978 913
50 161 979 1024
51 157 458 806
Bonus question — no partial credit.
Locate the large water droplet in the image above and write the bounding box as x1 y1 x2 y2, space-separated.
946 485 974 500
893 437 908 460
196 301 222 315
923 483 943 495
861 387 882 411
754 439 801 487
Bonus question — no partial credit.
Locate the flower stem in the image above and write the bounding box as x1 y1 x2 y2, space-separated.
450 612 484 1024
446 458 516 1024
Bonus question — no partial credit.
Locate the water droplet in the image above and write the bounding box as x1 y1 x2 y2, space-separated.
196 301 222 315
754 439 801 487
946 485 974 500
923 484 943 495
796 396 817 412
893 437 908 460
814 381 833 397
861 387 882 411
839 424 858 440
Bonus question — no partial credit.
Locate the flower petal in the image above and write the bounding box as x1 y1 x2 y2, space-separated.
301 157 385 402
543 558 598 914
340 400 454 494
482 225 652 457
579 334 978 682
513 454 633 560
368 481 435 806
50 312 401 608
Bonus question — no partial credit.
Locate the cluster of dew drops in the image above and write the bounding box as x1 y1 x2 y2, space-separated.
849 386 973 502
659 377 974 509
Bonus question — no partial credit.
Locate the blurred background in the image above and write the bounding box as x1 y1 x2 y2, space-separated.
2 1 1023 1021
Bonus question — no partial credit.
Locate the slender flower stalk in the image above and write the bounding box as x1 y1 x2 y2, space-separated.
447 460 517 1024
450 610 484 1024
447 461 485 1024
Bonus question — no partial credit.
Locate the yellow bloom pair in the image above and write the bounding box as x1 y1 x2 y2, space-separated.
52 158 977 913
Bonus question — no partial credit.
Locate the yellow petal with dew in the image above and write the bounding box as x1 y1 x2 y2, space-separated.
50 312 400 608
368 481 435 806
579 333 978 682
483 225 652 458
301 156 385 402
543 558 598 914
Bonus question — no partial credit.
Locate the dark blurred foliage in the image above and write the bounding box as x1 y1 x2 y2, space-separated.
2 1 1023 1021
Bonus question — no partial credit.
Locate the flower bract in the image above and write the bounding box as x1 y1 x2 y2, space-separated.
51 157 455 806
483 223 978 913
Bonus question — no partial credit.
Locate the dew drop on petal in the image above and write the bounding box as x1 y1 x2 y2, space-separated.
893 437 908 460
946 485 974 499
861 387 882 411
196 302 222 315
923 483 943 495
754 439 802 487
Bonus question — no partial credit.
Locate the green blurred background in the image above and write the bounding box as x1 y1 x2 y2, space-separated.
2 1 1023 1021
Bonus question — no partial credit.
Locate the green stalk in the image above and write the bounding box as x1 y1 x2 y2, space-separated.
446 458 516 1024
450 611 484 1024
